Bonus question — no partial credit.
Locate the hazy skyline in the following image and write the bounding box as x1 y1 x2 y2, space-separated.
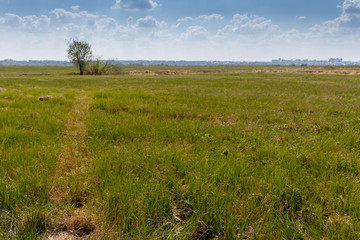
0 0 359 61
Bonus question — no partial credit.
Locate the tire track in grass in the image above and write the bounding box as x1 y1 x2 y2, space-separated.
44 91 98 240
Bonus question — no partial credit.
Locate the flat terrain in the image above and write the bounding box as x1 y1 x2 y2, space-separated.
1 66 360 239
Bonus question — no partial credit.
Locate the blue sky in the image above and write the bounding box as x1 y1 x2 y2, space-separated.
0 0 359 61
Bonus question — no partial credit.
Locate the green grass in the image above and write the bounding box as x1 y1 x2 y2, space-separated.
1 66 360 239
0 82 74 239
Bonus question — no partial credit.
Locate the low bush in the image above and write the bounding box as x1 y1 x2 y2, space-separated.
86 59 122 75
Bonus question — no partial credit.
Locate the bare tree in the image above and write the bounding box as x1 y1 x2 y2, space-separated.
67 39 92 75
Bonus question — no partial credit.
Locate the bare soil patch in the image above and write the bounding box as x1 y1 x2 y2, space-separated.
123 66 360 76
124 70 222 75
235 66 360 75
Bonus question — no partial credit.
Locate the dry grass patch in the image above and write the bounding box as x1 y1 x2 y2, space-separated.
47 92 100 238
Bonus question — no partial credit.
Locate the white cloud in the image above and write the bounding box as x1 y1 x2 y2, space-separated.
218 14 279 35
136 16 166 28
0 13 51 30
177 14 224 22
310 18 343 34
148 30 173 39
343 0 360 15
177 16 194 22
198 14 224 21
0 8 140 40
48 8 99 32
94 17 120 35
171 23 181 29
1 1 360 61
310 0 360 34
71 6 80 11
180 26 209 40
113 0 158 11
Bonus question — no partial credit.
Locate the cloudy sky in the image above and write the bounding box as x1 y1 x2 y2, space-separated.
0 0 359 61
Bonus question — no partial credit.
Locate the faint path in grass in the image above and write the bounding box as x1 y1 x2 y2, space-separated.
51 91 90 204
44 91 98 240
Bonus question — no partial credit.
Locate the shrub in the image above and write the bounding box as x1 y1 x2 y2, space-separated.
87 58 122 75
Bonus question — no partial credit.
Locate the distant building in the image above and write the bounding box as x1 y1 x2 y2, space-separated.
329 58 343 63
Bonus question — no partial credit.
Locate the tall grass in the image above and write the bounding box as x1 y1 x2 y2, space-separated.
0 85 74 238
1 66 360 238
85 72 360 238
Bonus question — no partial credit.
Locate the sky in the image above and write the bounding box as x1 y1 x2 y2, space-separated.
0 0 359 61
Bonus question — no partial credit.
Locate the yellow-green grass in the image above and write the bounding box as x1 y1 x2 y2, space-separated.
1 66 360 239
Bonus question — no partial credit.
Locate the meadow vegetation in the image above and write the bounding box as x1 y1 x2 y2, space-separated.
0 66 360 239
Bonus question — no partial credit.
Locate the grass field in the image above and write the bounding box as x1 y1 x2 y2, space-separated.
1 66 360 239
